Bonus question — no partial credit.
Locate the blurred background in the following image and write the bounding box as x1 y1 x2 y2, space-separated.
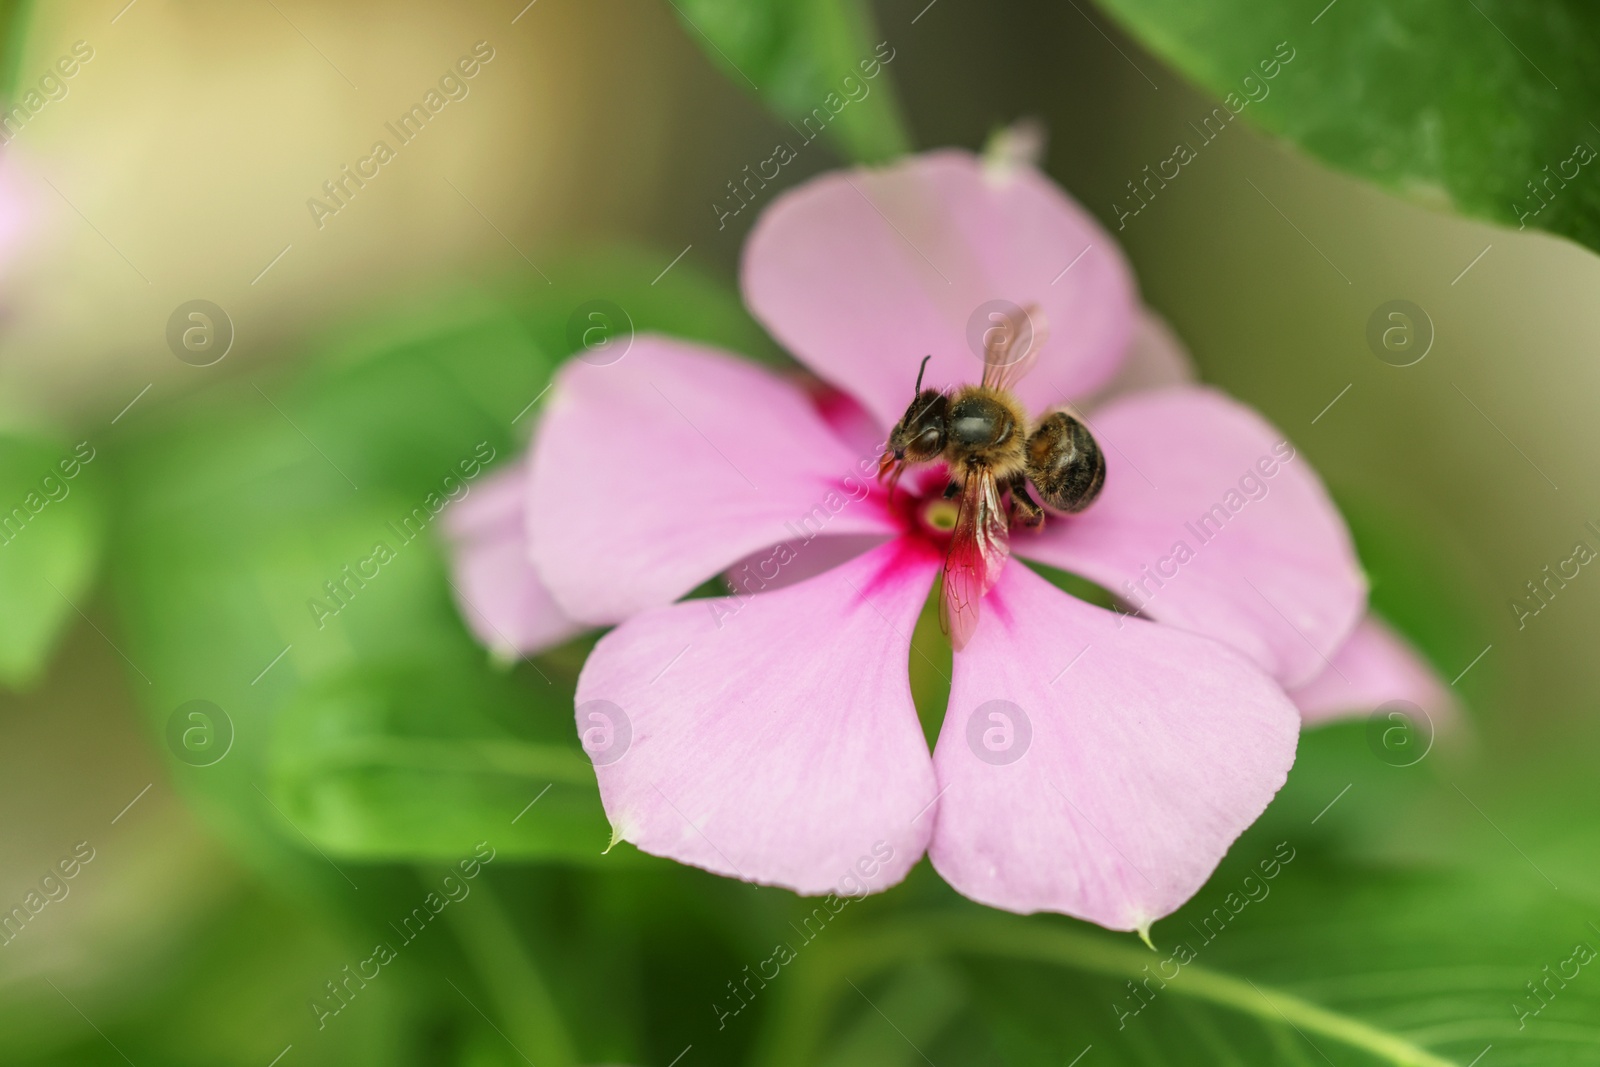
2 1 1597 1065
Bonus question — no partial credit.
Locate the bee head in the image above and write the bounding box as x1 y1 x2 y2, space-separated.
888 358 948 462
889 389 948 461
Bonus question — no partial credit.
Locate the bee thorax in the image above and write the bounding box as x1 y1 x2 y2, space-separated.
947 393 1013 447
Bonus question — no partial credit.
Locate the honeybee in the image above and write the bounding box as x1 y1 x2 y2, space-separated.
877 305 1105 649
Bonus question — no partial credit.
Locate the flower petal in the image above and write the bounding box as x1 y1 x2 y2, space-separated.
724 533 893 598
794 373 885 457
1015 386 1366 688
1291 614 1459 728
742 150 1137 431
929 562 1300 931
1079 308 1196 413
528 336 898 625
444 461 583 657
576 542 941 895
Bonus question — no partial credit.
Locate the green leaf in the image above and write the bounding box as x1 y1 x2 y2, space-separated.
111 249 769 871
815 961 967 1067
110 302 609 871
0 879 405 1067
666 0 911 163
491 242 785 366
0 0 37 96
0 864 590 1067
0 433 106 689
1088 0 1600 253
441 875 580 1067
269 663 616 863
754 745 1600 1067
764 864 1600 1067
1335 481 1503 710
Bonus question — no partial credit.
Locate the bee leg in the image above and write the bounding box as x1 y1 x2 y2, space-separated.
1008 474 1046 529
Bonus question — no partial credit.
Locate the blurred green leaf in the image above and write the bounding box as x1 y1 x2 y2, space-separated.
0 880 405 1067
764 855 1600 1066
665 0 912 163
111 249 767 873
0 863 593 1067
271 663 610 862
441 874 579 1067
745 730 1600 1067
0 0 37 96
491 242 785 366
815 961 966 1067
1088 0 1600 253
110 304 605 871
1336 481 1502 713
0 433 105 689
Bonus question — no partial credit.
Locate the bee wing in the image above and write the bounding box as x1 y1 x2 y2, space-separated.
980 303 1049 393
939 467 1011 651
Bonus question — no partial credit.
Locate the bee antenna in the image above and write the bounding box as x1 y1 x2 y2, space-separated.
914 354 932 394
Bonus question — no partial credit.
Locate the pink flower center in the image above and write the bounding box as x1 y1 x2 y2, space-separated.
919 497 961 534
877 465 974 554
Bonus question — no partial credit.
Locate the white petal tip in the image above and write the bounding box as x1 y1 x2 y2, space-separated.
982 118 1047 184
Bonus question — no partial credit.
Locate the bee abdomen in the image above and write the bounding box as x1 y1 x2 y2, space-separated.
1025 411 1105 513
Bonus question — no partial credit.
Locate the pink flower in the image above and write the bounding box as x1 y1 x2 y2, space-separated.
445 461 583 661
1289 615 1458 729
445 150 1451 932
